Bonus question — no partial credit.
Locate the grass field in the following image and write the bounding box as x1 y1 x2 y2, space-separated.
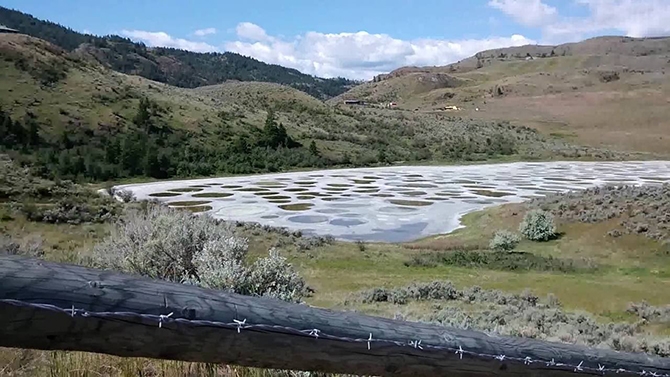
3 181 670 375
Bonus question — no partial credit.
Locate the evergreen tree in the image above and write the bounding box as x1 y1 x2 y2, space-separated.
0 112 12 146
25 117 41 147
133 97 152 132
309 140 319 156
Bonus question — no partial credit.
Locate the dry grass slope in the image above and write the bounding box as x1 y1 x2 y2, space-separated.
331 36 670 155
3 33 634 167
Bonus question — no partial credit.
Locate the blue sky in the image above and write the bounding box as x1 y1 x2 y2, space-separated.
2 0 669 79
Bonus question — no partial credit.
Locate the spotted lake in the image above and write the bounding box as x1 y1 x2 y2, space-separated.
113 161 670 242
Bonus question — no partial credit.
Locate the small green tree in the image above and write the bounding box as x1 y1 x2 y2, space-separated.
489 230 521 252
309 140 319 156
519 209 557 242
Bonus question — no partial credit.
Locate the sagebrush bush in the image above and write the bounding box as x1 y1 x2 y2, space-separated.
529 184 670 241
22 198 120 224
627 301 670 323
115 189 136 203
93 204 308 302
0 235 44 257
354 281 670 357
489 230 520 252
519 209 557 241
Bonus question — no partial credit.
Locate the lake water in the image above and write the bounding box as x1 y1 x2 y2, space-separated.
113 161 670 242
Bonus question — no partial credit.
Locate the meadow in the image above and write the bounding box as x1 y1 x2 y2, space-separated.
3 156 670 376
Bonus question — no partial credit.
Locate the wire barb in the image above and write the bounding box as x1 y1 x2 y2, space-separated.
574 360 583 372
367 333 373 350
233 318 246 333
409 340 423 350
158 312 173 328
455 346 464 360
524 356 532 365
308 329 320 338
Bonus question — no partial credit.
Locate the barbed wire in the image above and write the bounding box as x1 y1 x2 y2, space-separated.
2 298 668 377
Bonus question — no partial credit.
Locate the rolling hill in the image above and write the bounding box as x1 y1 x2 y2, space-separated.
332 36 670 154
0 32 628 183
0 6 359 100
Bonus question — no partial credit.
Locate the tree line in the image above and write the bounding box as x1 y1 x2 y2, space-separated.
0 99 332 182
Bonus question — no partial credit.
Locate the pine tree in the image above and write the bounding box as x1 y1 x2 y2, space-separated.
0 112 11 146
133 97 152 132
309 140 319 156
26 118 41 147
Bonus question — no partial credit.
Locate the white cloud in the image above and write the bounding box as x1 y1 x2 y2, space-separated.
489 0 670 43
573 0 670 38
488 0 558 27
225 24 536 79
194 27 217 37
235 22 270 41
120 30 217 53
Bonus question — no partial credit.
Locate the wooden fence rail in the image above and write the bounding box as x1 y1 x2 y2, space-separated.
1 254 669 376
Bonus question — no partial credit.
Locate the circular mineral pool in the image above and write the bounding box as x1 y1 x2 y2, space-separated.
287 215 330 224
330 218 367 226
378 206 419 214
216 205 269 217
315 208 349 214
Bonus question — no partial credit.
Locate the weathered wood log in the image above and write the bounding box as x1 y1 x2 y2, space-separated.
0 254 668 377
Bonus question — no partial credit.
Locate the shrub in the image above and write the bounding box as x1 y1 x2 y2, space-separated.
354 281 670 357
489 230 520 252
115 188 136 203
92 204 308 302
0 235 44 257
356 240 366 251
519 209 557 241
404 250 591 273
22 198 120 224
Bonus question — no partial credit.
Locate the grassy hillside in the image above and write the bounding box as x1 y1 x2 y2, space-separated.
333 36 670 155
0 6 359 100
1 33 626 183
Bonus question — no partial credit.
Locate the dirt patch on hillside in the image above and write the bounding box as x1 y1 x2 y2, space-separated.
465 89 670 154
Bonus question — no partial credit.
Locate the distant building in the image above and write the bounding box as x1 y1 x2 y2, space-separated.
0 24 19 34
344 99 364 105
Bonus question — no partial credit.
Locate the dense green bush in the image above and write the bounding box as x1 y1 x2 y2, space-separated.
21 198 120 224
489 230 520 252
519 209 557 241
92 204 308 302
404 249 590 273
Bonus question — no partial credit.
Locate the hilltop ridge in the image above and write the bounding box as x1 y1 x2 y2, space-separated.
0 6 359 100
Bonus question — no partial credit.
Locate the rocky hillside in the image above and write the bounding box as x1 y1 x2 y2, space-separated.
332 36 670 155
0 6 358 100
